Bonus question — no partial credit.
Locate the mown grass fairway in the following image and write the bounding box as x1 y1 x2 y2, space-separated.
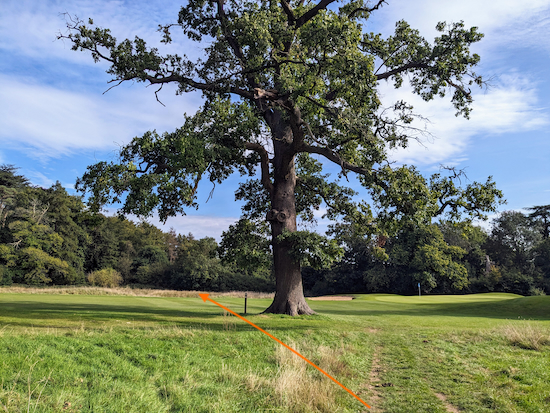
1 291 549 412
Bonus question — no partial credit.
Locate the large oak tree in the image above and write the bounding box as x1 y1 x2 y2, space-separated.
61 0 502 315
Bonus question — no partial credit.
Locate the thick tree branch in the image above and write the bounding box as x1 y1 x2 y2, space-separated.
294 0 338 28
446 78 472 99
300 144 372 176
143 74 255 99
376 61 472 98
216 0 246 64
436 200 451 216
300 144 392 196
245 142 274 195
280 0 296 24
289 106 308 152
375 61 431 80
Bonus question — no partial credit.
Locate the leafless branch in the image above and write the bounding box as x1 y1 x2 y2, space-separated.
9 239 22 249
375 61 431 81
348 0 387 18
440 165 469 184
103 79 125 94
153 83 166 106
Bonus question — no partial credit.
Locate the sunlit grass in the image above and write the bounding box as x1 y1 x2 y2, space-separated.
0 291 549 412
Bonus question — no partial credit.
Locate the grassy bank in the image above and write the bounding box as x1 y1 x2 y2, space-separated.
0 291 549 412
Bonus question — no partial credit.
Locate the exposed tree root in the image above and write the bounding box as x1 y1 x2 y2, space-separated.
263 297 316 316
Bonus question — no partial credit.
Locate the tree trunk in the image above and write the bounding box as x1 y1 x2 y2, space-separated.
263 124 315 316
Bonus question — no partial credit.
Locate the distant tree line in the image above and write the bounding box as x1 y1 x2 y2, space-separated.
0 165 272 291
1 165 548 296
302 208 550 296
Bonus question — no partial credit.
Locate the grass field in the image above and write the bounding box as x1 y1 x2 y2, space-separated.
0 290 549 412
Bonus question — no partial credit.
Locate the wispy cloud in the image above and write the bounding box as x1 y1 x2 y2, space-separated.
372 0 550 46
383 72 548 166
24 170 55 188
0 0 187 67
123 212 239 241
365 0 550 168
1 0 204 161
0 73 200 160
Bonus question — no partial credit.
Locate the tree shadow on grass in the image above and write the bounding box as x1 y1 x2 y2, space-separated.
2 296 548 332
0 300 329 332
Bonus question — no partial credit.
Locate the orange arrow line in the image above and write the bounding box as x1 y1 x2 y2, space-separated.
199 293 371 409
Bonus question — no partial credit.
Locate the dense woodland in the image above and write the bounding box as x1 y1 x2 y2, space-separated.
1 165 548 296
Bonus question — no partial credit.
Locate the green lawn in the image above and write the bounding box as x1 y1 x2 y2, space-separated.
1 291 549 412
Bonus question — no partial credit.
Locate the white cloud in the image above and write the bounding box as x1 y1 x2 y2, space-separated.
129 213 239 241
469 80 548 132
0 0 188 67
373 0 550 44
0 73 200 159
383 72 548 166
100 205 239 240
364 0 550 176
473 208 533 233
472 214 497 233
0 0 204 161
25 171 55 188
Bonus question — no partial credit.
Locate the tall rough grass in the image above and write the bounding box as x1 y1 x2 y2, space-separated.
502 322 550 350
0 285 274 299
273 342 350 412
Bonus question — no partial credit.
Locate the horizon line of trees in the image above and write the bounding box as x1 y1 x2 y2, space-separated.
0 165 273 291
1 165 548 296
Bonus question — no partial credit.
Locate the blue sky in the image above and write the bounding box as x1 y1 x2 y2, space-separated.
1 0 549 239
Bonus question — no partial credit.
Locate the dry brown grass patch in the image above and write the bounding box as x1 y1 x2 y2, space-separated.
273 341 350 412
0 286 274 299
245 372 269 392
501 322 550 351
222 311 237 331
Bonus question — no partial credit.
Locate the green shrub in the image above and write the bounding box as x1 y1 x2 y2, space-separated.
135 262 169 285
528 286 546 296
87 268 123 287
0 265 13 286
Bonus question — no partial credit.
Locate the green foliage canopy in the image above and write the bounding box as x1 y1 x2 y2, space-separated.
63 1 502 231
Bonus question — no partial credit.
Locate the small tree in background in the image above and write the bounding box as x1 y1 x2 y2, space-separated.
528 205 550 240
88 268 123 288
